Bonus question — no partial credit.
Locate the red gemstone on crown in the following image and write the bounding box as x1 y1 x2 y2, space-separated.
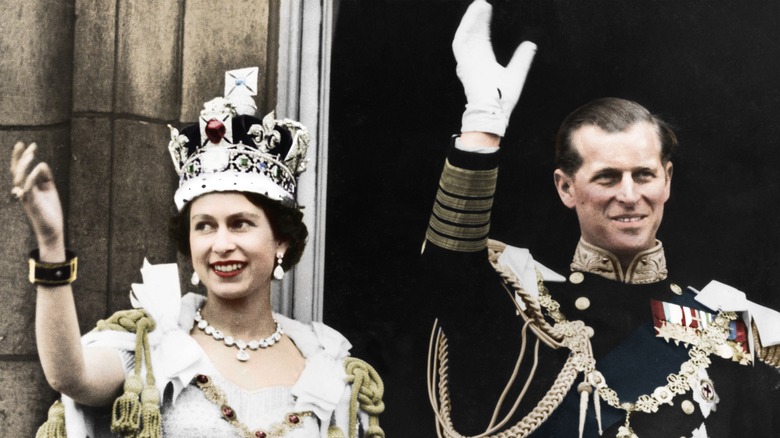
205 119 226 144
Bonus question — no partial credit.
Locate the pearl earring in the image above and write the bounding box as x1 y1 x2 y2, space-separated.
273 253 285 280
191 271 200 286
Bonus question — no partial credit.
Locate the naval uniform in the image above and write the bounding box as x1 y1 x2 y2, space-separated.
422 142 780 437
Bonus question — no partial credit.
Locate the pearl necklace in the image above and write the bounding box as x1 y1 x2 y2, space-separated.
194 308 284 362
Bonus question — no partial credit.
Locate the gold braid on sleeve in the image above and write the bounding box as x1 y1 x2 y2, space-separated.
425 159 498 253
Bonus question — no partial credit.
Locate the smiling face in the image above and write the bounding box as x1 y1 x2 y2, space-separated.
189 192 288 300
554 122 672 263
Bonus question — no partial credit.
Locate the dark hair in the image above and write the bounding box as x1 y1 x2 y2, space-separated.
555 97 678 176
168 192 308 271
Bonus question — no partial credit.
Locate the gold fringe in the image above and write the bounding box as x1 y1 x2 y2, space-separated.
110 375 143 435
35 400 66 438
138 385 162 438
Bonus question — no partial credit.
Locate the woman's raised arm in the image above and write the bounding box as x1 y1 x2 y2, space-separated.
11 141 125 406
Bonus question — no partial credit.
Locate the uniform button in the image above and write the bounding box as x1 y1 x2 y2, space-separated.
681 399 695 415
575 297 591 310
569 272 584 284
670 283 682 295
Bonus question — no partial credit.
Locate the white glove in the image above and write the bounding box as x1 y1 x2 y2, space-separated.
453 0 537 137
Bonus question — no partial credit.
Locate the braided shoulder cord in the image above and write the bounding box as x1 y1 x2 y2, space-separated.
36 309 162 438
486 240 564 349
344 357 386 438
97 309 161 438
425 240 592 437
427 323 580 438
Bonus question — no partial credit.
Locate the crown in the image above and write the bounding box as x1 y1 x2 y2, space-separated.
167 67 310 210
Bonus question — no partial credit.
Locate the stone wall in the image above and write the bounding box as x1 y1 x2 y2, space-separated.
0 0 279 434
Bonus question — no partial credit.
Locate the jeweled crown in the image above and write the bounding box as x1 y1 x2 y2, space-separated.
168 67 310 210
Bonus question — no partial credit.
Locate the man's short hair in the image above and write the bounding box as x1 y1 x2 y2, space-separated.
555 97 678 176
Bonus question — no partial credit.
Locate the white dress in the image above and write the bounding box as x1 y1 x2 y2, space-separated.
60 261 366 437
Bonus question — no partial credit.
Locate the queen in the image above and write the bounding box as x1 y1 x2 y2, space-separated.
11 68 383 438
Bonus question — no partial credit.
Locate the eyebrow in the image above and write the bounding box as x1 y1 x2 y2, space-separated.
191 211 263 222
588 166 657 181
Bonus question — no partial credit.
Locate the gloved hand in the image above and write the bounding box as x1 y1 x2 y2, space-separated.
454 0 537 137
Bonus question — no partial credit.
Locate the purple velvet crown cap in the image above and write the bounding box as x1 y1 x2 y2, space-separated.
167 68 310 211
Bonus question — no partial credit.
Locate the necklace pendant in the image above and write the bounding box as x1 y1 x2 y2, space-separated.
236 348 250 362
617 416 638 438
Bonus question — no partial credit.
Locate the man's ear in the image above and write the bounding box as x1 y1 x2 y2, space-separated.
554 169 577 209
662 161 673 201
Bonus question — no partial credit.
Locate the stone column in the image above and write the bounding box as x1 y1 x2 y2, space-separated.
0 0 277 435
0 0 76 434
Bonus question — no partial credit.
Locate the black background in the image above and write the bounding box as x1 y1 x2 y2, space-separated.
324 0 780 433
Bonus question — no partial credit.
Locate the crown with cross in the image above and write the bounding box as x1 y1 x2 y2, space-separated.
167 67 310 210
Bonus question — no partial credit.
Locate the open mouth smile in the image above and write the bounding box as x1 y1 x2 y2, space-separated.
611 215 646 223
210 261 247 278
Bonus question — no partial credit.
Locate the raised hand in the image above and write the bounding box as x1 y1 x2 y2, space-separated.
454 0 537 137
10 142 65 253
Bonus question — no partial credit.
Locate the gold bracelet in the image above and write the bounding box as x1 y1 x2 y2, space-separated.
28 249 78 286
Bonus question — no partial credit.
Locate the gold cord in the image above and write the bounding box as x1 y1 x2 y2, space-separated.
427 320 580 438
428 239 739 437
344 357 386 438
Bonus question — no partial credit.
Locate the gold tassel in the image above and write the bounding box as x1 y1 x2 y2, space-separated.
577 382 591 438
138 385 162 438
111 374 143 435
35 400 67 438
34 309 160 438
594 389 603 435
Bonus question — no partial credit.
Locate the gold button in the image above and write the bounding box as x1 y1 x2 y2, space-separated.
681 400 695 415
670 283 682 295
569 272 584 284
575 297 590 310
